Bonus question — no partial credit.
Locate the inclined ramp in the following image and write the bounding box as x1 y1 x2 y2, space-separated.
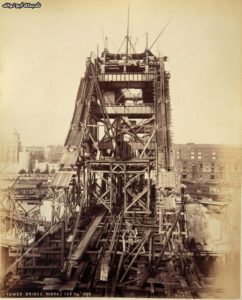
71 207 107 262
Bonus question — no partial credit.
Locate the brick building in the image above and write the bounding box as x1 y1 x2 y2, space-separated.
173 144 242 184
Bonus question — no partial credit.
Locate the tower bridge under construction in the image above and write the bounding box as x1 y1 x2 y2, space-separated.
0 31 229 298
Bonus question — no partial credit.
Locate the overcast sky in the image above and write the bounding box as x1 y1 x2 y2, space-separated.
0 0 241 146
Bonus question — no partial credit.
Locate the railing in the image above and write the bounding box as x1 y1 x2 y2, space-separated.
98 72 155 82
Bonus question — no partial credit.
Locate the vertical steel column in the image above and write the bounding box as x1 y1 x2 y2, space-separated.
85 162 89 209
147 162 151 213
124 162 127 215
61 220 65 270
110 163 113 211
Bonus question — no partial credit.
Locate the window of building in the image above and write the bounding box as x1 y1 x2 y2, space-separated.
211 174 215 180
176 150 182 160
182 174 187 179
191 155 194 159
212 151 216 160
198 155 202 159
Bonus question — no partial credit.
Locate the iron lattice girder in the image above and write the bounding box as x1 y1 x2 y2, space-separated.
86 160 154 214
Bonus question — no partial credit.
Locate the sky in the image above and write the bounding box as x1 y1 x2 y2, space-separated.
0 0 241 146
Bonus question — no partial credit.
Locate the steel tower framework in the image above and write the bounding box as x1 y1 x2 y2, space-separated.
1 45 203 298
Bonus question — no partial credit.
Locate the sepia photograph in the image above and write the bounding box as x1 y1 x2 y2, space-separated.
0 0 241 298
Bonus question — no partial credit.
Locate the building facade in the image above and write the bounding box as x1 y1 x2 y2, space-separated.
0 132 21 164
174 143 242 184
44 145 64 163
18 151 30 171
